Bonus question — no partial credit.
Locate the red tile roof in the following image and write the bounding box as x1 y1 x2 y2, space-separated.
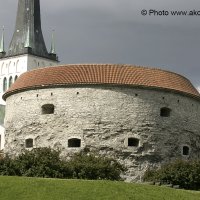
3 64 200 100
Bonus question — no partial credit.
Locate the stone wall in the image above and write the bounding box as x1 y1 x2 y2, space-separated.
4 86 200 181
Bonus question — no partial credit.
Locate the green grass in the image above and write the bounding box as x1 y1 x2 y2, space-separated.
0 176 199 200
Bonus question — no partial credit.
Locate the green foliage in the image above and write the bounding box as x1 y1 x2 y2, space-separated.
0 156 19 176
69 152 126 180
143 159 200 190
16 148 72 178
0 148 125 181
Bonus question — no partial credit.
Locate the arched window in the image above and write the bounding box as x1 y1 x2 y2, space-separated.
160 107 171 117
9 76 13 88
25 138 33 148
3 77 7 92
42 104 55 114
14 75 18 81
68 138 81 148
128 138 139 147
182 146 190 156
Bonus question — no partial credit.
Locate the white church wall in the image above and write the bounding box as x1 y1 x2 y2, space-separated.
0 55 28 105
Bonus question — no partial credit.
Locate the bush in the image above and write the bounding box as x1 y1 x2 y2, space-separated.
0 148 72 178
0 148 126 181
0 156 19 176
16 147 72 178
69 152 126 180
143 159 200 190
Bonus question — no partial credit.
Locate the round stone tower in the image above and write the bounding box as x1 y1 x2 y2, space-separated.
3 64 200 181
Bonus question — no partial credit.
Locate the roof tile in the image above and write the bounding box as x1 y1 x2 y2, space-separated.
3 64 200 100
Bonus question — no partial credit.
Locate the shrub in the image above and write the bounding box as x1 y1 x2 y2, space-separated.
69 152 126 180
0 155 20 176
0 148 126 181
143 159 200 190
0 148 72 178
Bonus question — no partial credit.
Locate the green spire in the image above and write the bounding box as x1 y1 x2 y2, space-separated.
0 26 5 53
24 23 32 48
50 30 56 54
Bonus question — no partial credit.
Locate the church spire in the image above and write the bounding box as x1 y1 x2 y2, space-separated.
7 0 57 61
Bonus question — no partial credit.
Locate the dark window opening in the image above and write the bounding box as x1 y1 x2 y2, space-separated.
9 76 13 88
183 146 190 156
15 75 18 81
42 104 54 114
3 77 7 92
25 139 33 148
128 138 139 147
160 107 171 117
68 138 81 148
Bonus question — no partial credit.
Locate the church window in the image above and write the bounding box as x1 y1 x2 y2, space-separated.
15 75 18 81
9 76 13 88
25 138 33 148
182 146 190 156
3 77 7 92
160 107 171 117
128 138 139 147
68 138 81 148
42 104 54 114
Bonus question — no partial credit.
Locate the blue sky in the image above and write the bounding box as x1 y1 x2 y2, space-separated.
0 0 200 89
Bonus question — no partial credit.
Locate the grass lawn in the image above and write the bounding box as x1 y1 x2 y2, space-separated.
0 176 199 200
